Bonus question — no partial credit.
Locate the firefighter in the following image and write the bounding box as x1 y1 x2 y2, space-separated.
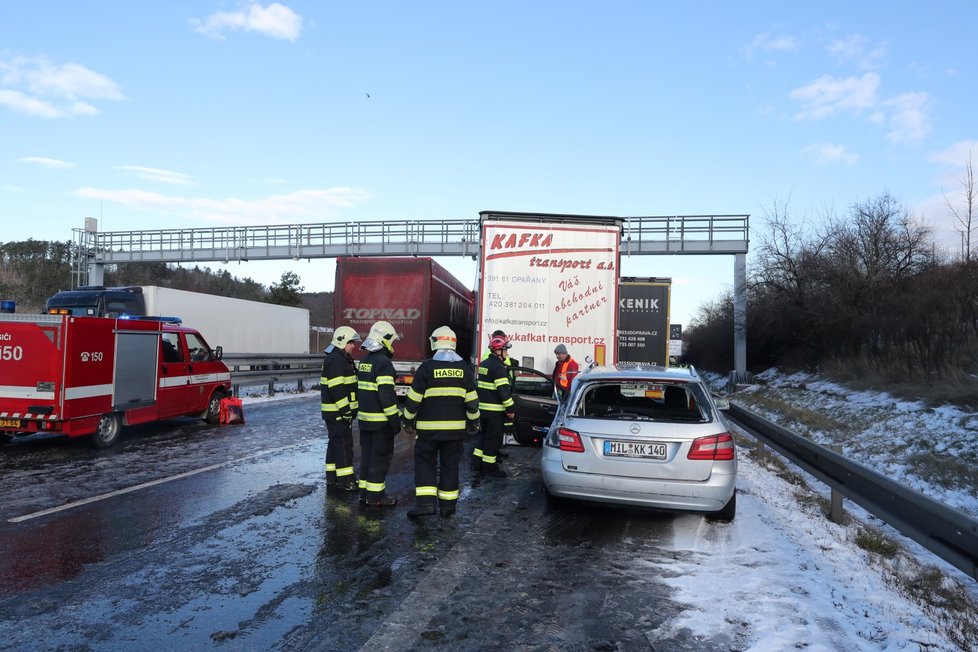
479 330 516 457
402 326 480 518
355 320 402 507
321 326 361 491
552 343 580 399
473 334 515 478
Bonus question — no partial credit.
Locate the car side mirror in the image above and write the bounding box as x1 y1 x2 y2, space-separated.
714 397 730 411
214 346 223 361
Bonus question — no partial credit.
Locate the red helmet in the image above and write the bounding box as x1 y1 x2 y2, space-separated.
489 335 508 351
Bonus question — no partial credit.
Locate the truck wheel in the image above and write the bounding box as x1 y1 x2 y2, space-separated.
92 414 122 449
205 391 227 425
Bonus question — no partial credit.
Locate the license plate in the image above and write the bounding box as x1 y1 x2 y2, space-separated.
604 440 666 459
0 418 21 428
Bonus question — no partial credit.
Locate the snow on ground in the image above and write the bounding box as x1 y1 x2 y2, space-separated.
652 449 971 651
731 368 978 518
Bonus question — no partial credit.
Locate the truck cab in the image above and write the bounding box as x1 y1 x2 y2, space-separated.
46 286 146 318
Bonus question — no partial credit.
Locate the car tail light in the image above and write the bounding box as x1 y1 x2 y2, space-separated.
557 427 585 453
687 432 735 460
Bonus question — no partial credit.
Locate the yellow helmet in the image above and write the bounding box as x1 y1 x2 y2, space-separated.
364 320 399 352
331 326 360 348
430 325 457 351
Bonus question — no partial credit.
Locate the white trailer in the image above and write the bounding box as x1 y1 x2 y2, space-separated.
141 286 310 354
476 212 622 374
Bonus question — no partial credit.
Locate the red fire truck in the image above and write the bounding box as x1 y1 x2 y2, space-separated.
0 313 232 448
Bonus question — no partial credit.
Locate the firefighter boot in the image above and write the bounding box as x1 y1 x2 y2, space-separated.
363 493 398 507
439 502 456 517
335 476 358 492
482 461 507 479
407 503 437 519
469 453 483 474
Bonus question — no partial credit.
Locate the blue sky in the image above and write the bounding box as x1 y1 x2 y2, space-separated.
2 2 976 327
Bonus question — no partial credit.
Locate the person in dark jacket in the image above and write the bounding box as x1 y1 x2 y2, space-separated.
402 326 480 518
473 335 515 478
321 326 361 491
355 320 402 507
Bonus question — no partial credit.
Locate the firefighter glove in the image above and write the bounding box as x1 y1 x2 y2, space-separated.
505 411 516 421
389 416 402 433
466 419 480 435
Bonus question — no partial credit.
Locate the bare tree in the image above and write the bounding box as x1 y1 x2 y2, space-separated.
943 151 976 261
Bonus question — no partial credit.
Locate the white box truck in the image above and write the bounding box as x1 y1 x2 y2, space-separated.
46 286 310 354
476 211 622 374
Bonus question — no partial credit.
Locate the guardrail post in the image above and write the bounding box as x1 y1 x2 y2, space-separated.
829 444 845 523
755 439 766 459
267 380 275 396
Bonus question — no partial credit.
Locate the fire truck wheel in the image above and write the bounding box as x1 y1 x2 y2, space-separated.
205 390 227 425
93 414 122 449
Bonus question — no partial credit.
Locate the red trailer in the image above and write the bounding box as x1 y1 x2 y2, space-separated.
0 314 232 448
333 257 475 395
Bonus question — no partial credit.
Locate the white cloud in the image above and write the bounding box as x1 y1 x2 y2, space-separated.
0 56 125 118
19 156 76 169
929 140 978 167
117 165 195 186
883 92 931 144
751 32 799 53
25 60 125 101
790 72 880 120
0 89 63 118
192 3 303 42
826 34 887 70
73 186 369 225
802 143 859 166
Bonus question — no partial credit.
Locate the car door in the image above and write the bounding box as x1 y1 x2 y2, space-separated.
509 366 559 446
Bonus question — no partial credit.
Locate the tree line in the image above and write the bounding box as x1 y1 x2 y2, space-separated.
684 192 978 386
0 243 332 325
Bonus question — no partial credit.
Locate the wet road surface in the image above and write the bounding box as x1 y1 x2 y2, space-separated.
0 395 728 651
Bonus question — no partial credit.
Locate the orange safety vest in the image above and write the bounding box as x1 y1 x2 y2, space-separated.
554 358 578 393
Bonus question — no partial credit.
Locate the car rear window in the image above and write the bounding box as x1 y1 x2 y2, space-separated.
574 381 709 422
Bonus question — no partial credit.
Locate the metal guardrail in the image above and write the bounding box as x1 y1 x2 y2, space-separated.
221 353 322 395
726 402 978 582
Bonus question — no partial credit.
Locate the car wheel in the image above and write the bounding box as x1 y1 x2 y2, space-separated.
707 490 736 522
543 485 569 507
92 414 122 449
205 390 227 425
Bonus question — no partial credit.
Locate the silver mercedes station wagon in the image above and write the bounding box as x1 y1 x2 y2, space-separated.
540 365 737 521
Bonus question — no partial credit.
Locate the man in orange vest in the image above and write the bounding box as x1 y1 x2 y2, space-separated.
552 343 579 399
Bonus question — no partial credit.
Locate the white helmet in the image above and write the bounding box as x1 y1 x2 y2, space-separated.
331 326 360 348
430 325 457 351
362 320 399 353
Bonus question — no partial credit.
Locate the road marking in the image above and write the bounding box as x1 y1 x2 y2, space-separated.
7 443 308 523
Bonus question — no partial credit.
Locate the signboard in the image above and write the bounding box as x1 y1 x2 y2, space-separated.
478 216 620 373
669 323 683 359
617 278 670 366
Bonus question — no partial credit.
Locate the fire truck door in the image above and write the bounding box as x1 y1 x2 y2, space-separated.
113 331 159 411
157 332 194 418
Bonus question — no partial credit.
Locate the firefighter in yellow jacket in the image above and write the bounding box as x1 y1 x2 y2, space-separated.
402 326 480 518
355 321 402 507
473 334 515 478
320 326 360 491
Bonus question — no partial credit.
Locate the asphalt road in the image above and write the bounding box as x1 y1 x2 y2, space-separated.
0 395 728 651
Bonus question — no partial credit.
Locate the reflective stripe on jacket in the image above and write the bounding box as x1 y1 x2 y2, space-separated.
477 353 514 413
320 347 358 421
356 350 400 429
403 357 479 439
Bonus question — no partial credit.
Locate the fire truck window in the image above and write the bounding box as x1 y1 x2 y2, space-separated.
161 334 183 362
186 333 210 362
